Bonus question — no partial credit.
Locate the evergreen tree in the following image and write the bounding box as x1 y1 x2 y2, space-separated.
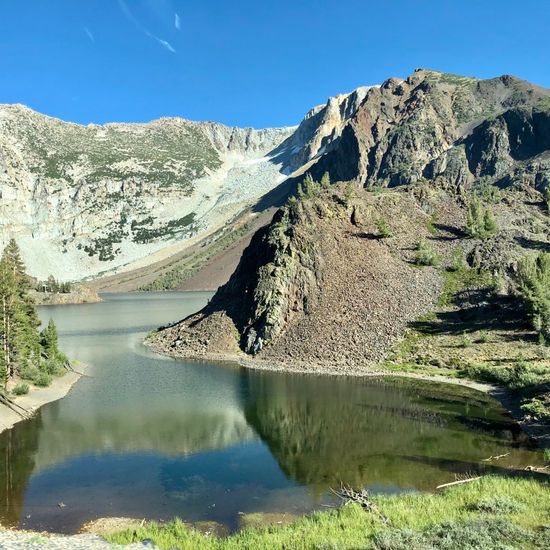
320 171 331 189
40 319 59 358
0 257 17 385
465 196 498 239
46 275 58 293
0 240 44 386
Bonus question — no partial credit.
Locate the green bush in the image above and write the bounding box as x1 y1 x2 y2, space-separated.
449 247 466 272
372 519 535 550
42 357 65 376
415 239 440 266
19 366 39 382
12 383 29 396
32 371 52 387
462 361 549 389
521 397 550 419
465 196 498 239
459 332 472 348
376 219 393 238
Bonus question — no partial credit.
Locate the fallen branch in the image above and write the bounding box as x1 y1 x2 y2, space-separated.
436 476 482 490
331 483 390 524
524 465 549 472
481 453 510 462
0 392 31 419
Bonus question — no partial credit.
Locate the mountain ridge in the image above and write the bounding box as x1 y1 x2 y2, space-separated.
0 83 374 281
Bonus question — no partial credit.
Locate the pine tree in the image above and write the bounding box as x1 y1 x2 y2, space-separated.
46 275 58 293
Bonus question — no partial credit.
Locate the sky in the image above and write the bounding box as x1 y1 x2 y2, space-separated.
0 0 548 128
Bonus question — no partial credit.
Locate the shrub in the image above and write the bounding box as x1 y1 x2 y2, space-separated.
32 371 52 387
544 185 550 214
376 219 393 238
12 383 29 396
449 247 466 272
462 361 549 389
415 239 440 266
521 397 550 419
42 357 65 376
19 366 40 382
372 519 532 550
426 213 438 235
477 331 490 344
297 174 321 199
459 332 473 348
470 496 524 514
465 195 498 239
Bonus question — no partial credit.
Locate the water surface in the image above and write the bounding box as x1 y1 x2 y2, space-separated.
0 292 541 533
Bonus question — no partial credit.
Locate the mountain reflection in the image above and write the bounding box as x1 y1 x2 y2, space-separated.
241 371 538 492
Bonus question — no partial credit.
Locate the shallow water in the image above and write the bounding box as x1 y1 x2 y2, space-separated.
0 292 542 533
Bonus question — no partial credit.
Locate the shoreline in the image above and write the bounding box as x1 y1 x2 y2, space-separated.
0 366 84 434
145 338 550 450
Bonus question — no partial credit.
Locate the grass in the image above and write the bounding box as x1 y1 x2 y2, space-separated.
107 476 550 549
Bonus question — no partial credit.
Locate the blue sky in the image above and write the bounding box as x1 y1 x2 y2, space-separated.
0 0 548 128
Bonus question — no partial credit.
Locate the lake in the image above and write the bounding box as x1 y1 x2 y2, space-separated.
0 292 542 533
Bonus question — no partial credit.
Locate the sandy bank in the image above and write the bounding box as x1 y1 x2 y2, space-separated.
0 367 84 434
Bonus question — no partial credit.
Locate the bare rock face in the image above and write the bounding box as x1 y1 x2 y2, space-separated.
306 70 550 192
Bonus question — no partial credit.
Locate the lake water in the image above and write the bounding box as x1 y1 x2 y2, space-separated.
0 292 542 533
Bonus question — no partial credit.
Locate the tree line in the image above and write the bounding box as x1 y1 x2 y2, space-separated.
0 239 68 394
35 275 72 294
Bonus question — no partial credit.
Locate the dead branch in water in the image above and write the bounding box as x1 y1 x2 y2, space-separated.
436 476 482 490
331 483 390 524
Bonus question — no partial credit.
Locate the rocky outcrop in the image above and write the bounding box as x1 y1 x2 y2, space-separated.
3 70 549 286
30 285 102 305
150 186 449 368
304 70 550 191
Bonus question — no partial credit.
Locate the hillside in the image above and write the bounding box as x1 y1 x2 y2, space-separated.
149 69 550 428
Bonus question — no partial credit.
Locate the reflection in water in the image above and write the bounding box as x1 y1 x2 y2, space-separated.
242 372 535 494
0 293 543 533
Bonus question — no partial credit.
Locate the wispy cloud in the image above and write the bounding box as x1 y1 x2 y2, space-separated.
157 38 176 53
84 27 95 43
117 0 176 53
175 13 181 31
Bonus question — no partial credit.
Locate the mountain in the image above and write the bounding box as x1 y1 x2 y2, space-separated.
149 70 550 388
0 82 378 282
